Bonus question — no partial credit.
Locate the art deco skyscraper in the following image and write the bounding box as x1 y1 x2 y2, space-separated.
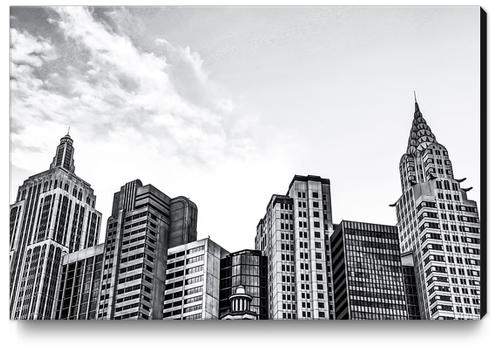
394 97 481 319
256 175 334 320
10 133 102 319
96 180 198 320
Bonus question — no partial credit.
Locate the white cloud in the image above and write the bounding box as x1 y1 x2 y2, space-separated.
10 7 261 246
11 6 253 173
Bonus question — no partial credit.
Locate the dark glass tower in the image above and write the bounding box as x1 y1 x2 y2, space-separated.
331 220 409 320
56 244 104 319
401 252 421 320
219 249 268 320
10 134 102 319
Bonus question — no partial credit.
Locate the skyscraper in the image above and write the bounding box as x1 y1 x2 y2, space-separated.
331 221 409 320
163 238 228 320
10 133 102 319
219 249 268 320
56 244 104 320
255 175 335 320
394 97 481 319
96 180 198 320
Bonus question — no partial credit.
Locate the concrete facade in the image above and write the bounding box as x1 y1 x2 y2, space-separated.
255 175 335 320
163 238 228 320
96 180 198 320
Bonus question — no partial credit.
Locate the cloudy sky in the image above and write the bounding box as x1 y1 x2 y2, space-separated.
10 6 480 252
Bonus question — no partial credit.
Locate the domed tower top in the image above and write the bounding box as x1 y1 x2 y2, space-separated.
220 285 258 320
49 128 75 173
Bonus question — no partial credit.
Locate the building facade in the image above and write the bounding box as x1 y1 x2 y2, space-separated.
331 220 409 320
10 134 102 319
163 238 228 320
219 249 268 320
395 99 481 319
56 244 104 319
255 175 335 320
96 180 198 320
401 252 421 320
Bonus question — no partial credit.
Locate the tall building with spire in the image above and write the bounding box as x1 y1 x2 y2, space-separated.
10 133 102 319
394 96 481 319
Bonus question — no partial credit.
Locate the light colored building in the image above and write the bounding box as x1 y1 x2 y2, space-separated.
163 238 228 320
10 133 102 319
394 97 481 319
96 180 198 320
255 175 334 320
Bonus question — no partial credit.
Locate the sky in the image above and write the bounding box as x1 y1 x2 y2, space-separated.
9 6 481 252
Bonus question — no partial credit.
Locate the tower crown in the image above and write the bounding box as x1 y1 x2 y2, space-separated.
50 132 75 173
406 96 437 154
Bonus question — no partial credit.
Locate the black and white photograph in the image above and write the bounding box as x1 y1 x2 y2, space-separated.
7 4 485 324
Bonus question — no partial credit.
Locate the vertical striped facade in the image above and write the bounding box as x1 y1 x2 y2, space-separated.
10 134 101 319
56 244 104 319
331 221 409 320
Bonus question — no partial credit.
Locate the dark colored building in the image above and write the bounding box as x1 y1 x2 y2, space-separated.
331 220 409 320
96 180 198 320
219 249 268 320
401 252 421 320
56 244 104 319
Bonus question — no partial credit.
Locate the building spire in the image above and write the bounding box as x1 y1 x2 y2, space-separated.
67 125 70 136
414 90 420 113
406 93 437 154
50 133 76 173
